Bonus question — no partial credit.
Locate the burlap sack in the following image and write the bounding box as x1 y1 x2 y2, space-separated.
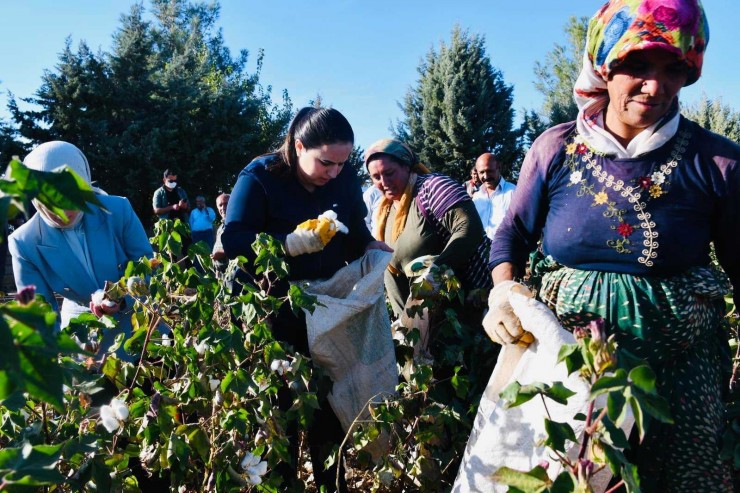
300 250 397 432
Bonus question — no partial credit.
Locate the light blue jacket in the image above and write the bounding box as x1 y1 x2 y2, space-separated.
8 195 153 314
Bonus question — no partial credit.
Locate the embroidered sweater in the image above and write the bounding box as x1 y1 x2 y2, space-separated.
490 117 740 302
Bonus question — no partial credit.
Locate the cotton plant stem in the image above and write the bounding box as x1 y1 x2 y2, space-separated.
604 480 625 493
127 312 162 402
336 390 394 491
577 400 596 460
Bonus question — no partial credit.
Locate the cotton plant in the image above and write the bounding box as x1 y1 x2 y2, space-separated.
99 398 129 433
270 358 292 376
240 451 268 485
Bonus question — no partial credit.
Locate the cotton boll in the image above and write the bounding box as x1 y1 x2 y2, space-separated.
91 289 106 306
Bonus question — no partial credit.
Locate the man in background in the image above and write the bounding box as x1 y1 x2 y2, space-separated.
152 169 190 222
211 193 230 274
472 153 516 242
362 186 383 238
189 195 216 250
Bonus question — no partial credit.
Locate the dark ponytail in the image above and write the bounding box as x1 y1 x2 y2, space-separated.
270 107 354 175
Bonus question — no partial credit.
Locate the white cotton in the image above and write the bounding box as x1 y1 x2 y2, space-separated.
209 378 220 392
194 339 210 355
110 398 129 421
240 451 268 485
99 406 121 433
162 334 172 347
91 290 106 306
269 359 291 376
319 210 349 234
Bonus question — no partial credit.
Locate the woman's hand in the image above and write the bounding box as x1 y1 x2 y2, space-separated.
365 240 393 253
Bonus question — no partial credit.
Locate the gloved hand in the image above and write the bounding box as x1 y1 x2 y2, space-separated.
284 210 348 257
404 255 441 298
483 280 536 347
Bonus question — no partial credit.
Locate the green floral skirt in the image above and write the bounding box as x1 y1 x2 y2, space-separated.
536 257 732 492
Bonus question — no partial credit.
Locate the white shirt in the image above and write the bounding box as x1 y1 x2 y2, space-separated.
362 186 383 237
472 178 516 241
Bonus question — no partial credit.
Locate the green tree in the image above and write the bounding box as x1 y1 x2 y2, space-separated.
347 145 369 185
10 0 291 227
533 16 588 128
395 26 519 181
0 116 26 167
682 94 740 144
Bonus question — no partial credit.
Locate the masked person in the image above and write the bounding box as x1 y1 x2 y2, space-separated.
152 169 189 221
488 1 739 490
222 107 391 492
8 141 153 357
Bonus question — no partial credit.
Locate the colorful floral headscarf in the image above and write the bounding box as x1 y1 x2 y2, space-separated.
587 0 708 85
573 0 709 158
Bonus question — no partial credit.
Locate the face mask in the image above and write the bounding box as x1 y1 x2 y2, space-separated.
165 181 177 189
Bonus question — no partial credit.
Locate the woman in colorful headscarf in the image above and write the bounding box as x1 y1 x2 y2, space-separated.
487 0 738 490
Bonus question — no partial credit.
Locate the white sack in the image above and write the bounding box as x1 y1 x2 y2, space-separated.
452 291 592 493
300 250 397 431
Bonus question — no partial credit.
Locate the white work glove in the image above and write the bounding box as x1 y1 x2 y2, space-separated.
483 280 536 347
284 210 348 257
284 229 325 257
508 289 574 351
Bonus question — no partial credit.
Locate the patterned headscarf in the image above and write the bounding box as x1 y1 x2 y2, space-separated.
589 0 708 85
573 0 709 157
364 138 430 244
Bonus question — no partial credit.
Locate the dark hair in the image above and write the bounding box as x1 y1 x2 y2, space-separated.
269 107 354 175
163 169 177 179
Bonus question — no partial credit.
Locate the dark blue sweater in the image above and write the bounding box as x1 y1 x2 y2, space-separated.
222 155 373 282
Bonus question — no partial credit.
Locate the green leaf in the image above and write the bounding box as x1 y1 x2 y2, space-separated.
541 382 576 405
558 343 584 375
628 365 657 394
606 390 627 425
491 466 549 492
601 441 630 475
187 427 211 462
631 387 673 424
543 419 577 453
287 284 319 315
621 463 641 492
0 442 65 486
550 471 577 493
6 160 104 218
590 368 628 398
451 367 470 399
629 395 646 441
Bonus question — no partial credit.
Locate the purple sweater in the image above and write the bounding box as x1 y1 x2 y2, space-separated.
490 117 740 303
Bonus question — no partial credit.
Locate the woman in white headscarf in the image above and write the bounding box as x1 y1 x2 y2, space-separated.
8 141 152 356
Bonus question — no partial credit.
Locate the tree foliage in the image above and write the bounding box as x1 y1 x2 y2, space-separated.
9 0 292 227
533 16 588 129
395 26 519 181
682 94 740 144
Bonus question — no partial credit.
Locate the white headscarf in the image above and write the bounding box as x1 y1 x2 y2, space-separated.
23 141 104 229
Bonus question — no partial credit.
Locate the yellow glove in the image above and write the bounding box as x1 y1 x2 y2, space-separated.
286 210 348 257
295 210 348 245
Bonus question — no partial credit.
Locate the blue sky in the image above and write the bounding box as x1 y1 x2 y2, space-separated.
1 0 738 150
